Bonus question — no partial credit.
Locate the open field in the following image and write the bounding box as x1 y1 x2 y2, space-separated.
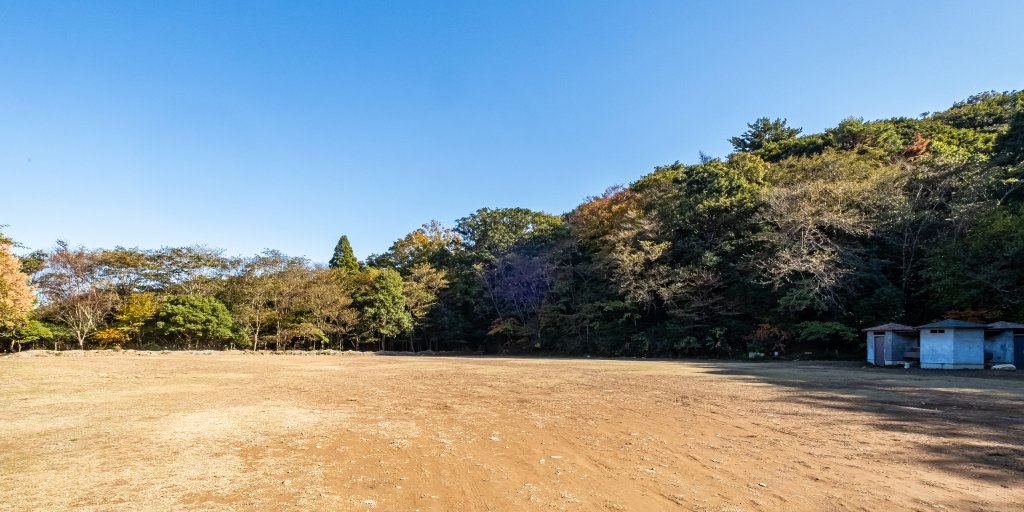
2 352 1023 511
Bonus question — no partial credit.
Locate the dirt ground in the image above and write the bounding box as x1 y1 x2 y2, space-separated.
2 352 1023 512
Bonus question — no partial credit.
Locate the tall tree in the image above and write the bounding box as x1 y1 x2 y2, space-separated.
300 267 358 349
757 152 899 313
455 207 562 261
329 235 360 272
150 246 233 296
36 242 116 349
268 255 314 349
223 265 271 350
366 221 461 272
95 247 157 296
0 231 35 344
730 117 802 152
114 292 158 347
221 251 291 350
355 268 412 350
924 205 1024 320
151 294 234 350
402 263 448 351
482 252 554 350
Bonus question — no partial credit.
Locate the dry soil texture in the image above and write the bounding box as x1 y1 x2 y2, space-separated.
2 352 1023 512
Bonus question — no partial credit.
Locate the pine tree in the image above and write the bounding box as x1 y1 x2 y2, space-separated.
328 235 360 272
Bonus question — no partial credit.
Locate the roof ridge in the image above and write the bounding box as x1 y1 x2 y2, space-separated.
917 319 988 329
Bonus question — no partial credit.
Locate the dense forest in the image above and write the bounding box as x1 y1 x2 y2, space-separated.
3 91 1023 356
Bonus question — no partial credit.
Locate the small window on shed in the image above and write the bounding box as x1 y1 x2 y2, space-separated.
930 329 945 334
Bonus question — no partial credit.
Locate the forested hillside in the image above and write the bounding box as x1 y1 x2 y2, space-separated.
3 91 1023 356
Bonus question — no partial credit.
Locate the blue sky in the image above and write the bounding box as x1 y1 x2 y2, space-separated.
3 1 1023 261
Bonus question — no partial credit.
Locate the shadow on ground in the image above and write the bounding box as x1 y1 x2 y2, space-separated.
698 361 1024 483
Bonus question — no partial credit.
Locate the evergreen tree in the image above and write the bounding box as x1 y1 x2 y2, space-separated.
329 235 360 272
150 294 234 350
356 268 412 350
729 117 802 152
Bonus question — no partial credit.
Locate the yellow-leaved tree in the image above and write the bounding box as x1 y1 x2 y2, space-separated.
114 292 158 347
92 327 131 350
0 231 36 350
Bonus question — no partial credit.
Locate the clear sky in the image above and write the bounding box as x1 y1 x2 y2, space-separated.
3 1 1023 262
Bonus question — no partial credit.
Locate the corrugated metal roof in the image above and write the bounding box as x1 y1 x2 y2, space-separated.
987 321 1024 330
862 323 915 332
917 319 988 329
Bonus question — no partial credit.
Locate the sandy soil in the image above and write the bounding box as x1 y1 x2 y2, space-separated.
1 352 1022 512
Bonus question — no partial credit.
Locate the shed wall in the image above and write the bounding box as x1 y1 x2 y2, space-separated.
953 329 984 368
920 330 953 369
866 332 875 363
866 331 914 365
985 331 1014 364
921 328 984 369
886 332 914 364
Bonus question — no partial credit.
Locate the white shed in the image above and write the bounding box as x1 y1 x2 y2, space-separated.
864 323 916 366
985 321 1024 365
917 320 987 370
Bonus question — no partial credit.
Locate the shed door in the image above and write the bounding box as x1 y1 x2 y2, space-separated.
873 334 886 365
1014 335 1024 366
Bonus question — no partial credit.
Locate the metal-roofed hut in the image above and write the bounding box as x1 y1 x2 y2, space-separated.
917 320 988 369
985 321 1024 365
863 323 916 366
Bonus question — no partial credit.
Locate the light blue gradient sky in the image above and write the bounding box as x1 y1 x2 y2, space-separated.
3 1 1023 261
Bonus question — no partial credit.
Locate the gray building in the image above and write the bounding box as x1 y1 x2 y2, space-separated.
917 320 987 369
866 319 1024 369
863 323 916 366
985 321 1024 365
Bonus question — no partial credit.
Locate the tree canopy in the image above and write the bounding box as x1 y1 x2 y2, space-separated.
151 295 234 349
729 117 802 152
7 90 1024 357
328 235 359 272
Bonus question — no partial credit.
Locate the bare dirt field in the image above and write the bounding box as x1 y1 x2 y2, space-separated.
2 352 1023 512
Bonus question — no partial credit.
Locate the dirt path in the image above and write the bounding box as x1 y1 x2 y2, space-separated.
2 352 1022 511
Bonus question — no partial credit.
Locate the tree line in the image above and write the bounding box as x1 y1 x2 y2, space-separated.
2 91 1023 356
